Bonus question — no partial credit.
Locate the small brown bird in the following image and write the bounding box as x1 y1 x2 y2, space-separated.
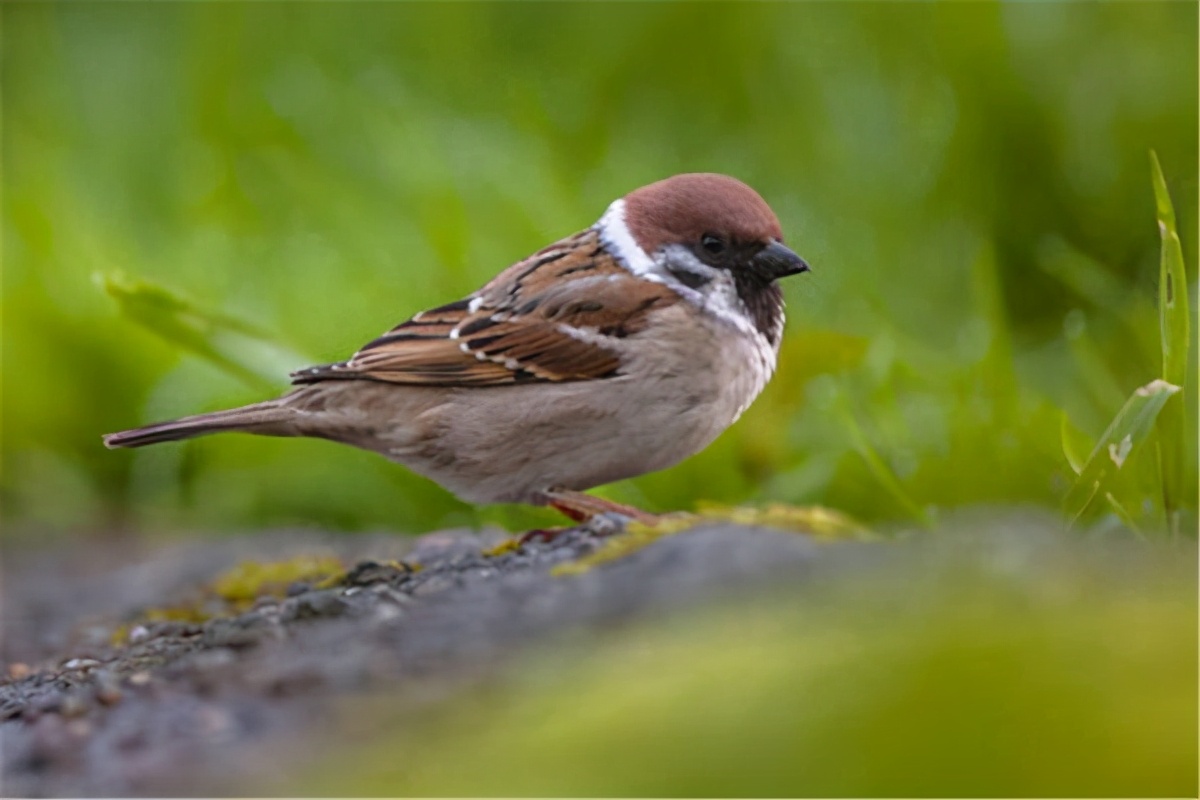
104 174 809 524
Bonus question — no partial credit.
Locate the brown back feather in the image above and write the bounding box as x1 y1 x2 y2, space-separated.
292 230 678 387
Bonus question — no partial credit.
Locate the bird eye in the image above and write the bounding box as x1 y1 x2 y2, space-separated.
701 234 726 255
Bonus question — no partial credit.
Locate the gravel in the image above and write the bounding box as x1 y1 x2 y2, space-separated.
1 521 835 797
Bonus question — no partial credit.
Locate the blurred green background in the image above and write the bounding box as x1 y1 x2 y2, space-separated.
3 2 1197 537
300 528 1197 797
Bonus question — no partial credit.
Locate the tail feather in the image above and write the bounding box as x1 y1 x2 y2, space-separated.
103 402 296 449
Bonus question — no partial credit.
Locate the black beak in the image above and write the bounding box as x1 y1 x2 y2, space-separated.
753 241 811 280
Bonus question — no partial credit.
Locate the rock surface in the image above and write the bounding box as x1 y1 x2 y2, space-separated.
1 521 837 797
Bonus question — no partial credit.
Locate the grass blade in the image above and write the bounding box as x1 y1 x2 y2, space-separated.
1151 151 1190 389
1104 493 1146 541
98 271 309 392
837 402 934 529
1149 151 1192 536
1064 379 1180 528
1059 412 1092 477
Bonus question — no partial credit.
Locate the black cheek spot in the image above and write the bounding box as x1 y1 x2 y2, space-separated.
668 266 711 290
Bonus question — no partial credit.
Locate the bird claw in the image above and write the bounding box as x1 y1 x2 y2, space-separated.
514 511 633 548
516 526 567 546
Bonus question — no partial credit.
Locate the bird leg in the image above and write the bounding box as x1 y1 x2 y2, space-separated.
542 488 659 525
516 489 658 545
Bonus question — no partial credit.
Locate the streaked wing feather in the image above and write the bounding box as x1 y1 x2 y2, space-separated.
291 229 677 387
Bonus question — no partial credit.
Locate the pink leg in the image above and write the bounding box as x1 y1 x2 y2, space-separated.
516 490 657 545
543 489 658 525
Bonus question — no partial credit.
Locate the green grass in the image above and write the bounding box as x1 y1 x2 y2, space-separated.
1058 153 1194 535
1151 151 1193 536
2 2 1196 537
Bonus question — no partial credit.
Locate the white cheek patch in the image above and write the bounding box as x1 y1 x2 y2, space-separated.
662 248 765 344
595 199 655 275
704 272 751 326
596 207 704 300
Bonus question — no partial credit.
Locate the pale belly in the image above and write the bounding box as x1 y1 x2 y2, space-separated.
384 318 777 503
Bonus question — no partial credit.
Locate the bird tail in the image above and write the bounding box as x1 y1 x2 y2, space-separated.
103 401 297 449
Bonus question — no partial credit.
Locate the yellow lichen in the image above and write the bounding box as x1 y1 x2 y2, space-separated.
211 555 346 604
109 623 133 646
553 504 871 576
141 605 213 624
108 553 410 645
481 537 527 558
692 502 873 540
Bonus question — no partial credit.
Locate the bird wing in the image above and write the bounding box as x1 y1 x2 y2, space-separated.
291 229 678 386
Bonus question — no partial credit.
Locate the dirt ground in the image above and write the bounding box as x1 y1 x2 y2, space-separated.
1 519 840 796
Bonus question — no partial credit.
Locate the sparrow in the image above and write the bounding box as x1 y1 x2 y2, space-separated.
104 173 810 524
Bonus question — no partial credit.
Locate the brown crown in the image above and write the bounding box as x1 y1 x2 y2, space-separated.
622 173 784 255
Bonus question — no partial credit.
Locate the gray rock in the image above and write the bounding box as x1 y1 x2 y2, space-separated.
0 521 847 796
202 615 278 648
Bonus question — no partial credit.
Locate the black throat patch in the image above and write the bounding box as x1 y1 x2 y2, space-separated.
733 277 785 346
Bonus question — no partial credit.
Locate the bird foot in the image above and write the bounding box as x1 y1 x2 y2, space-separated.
516 526 570 546
543 489 658 525
508 491 657 549
516 511 634 546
